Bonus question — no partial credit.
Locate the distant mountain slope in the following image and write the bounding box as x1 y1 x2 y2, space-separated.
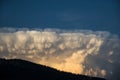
0 58 106 80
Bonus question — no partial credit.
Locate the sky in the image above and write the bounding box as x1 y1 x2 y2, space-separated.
0 0 120 35
0 0 120 80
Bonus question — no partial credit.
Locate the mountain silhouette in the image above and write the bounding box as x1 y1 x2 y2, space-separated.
0 58 106 80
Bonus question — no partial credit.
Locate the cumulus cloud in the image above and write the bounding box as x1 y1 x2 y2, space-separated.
0 28 120 80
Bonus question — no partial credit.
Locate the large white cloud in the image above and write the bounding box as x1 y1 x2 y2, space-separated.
0 28 120 80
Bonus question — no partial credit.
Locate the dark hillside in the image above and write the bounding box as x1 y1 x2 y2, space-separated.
0 58 106 80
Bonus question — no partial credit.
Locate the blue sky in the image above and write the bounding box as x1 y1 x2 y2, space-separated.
0 0 120 35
